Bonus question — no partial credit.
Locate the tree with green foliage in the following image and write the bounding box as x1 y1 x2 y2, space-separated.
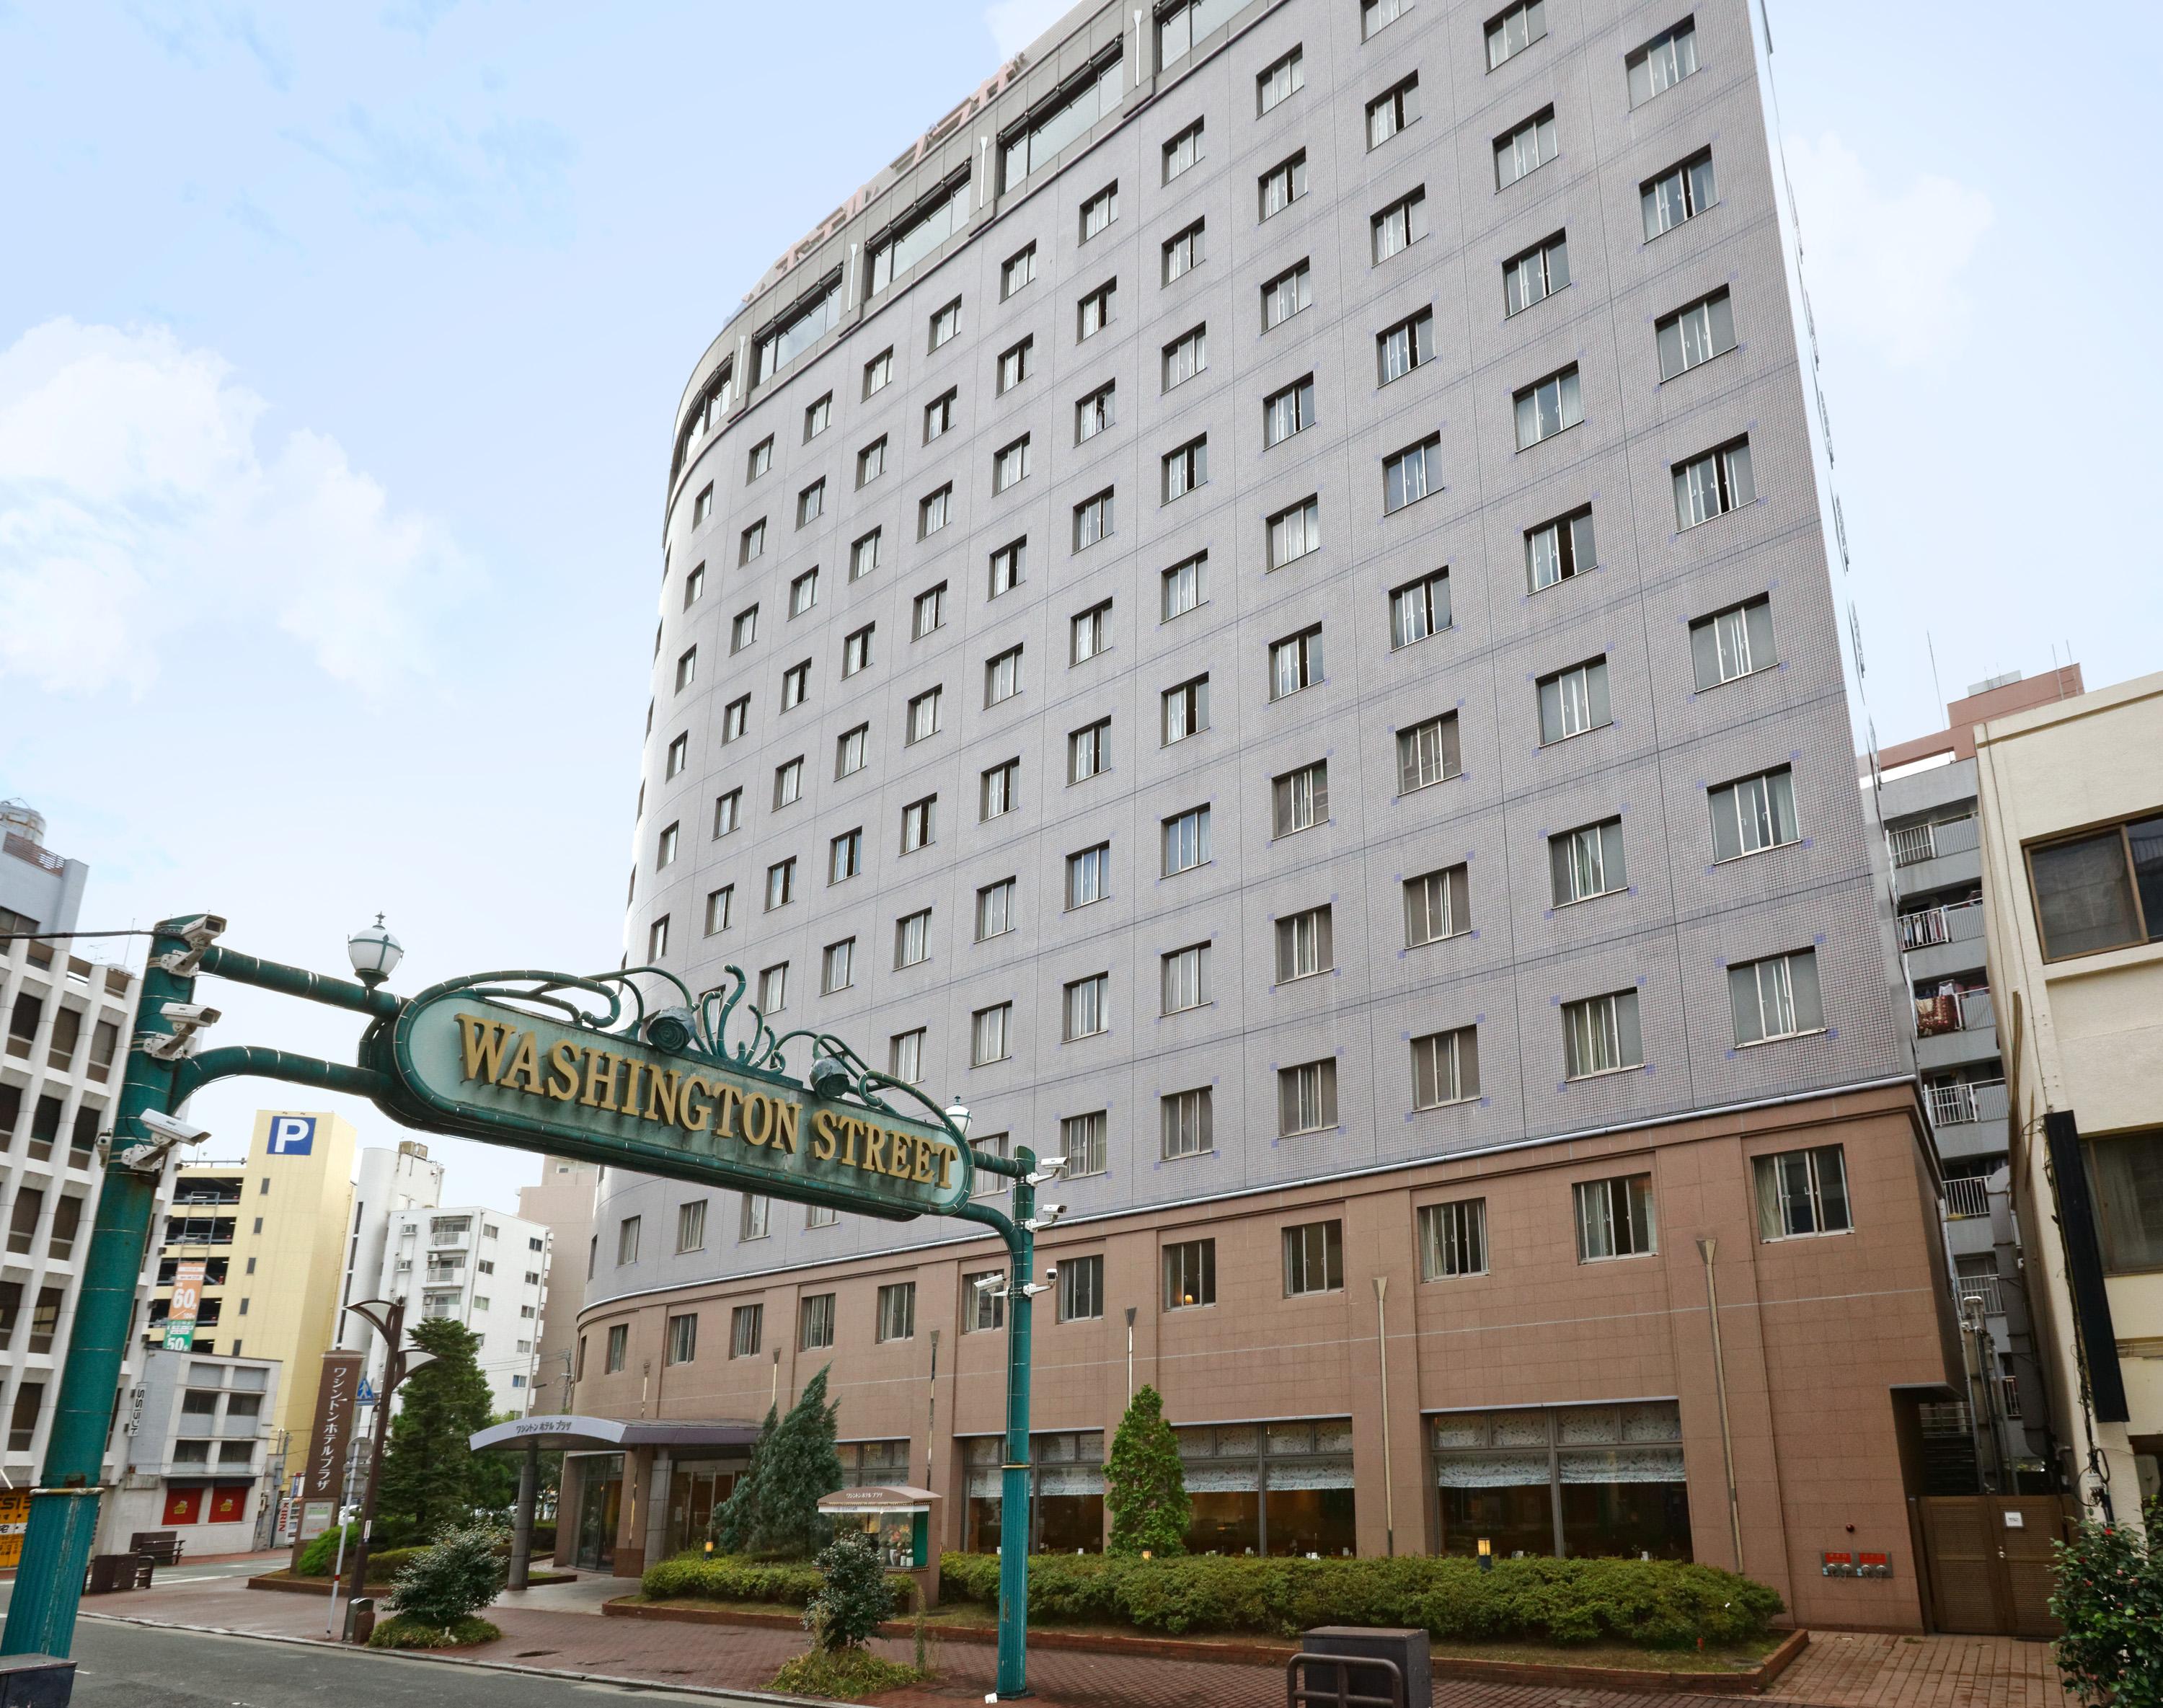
376 1319 497 1539
750 1365 845 1557
712 1402 777 1554
2053 1502 2163 1707
804 1528 895 1652
386 1522 505 1627
1105 1385 1190 1557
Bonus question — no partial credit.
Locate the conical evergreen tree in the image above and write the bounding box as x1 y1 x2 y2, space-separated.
712 1403 777 1554
1105 1384 1190 1556
750 1364 845 1558
376 1319 498 1539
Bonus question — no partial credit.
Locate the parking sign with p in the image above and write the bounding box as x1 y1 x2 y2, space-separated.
267 1115 317 1156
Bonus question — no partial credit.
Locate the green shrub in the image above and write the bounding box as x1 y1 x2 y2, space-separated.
368 1614 500 1650
805 1531 894 1652
769 1647 924 1699
385 1524 506 1629
293 1526 430 1583
2053 1505 2163 1707
641 1551 915 1611
934 1553 1782 1648
363 1548 428 1584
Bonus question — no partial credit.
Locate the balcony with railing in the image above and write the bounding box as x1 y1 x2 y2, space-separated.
1916 986 1995 1037
1901 898 1987 952
1955 1274 2004 1316
1945 1177 1993 1219
2001 1375 2022 1418
1888 814 1981 887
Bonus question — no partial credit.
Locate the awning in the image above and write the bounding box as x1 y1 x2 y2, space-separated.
469 1413 764 1455
818 1484 940 1514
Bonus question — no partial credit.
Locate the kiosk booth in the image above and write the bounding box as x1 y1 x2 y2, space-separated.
818 1484 942 1611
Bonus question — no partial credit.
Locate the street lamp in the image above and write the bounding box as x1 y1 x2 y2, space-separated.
346 916 403 989
332 1297 436 1640
944 1100 970 1139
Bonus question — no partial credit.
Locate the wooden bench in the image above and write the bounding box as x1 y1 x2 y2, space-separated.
129 1531 185 1565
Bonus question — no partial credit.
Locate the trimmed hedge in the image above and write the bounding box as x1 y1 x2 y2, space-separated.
935 1553 1782 1649
640 1552 916 1611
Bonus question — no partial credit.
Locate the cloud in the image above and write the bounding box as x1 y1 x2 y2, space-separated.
1782 132 1994 368
0 319 475 697
984 0 1076 60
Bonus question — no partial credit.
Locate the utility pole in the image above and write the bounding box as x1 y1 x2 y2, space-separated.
337 1297 433 1637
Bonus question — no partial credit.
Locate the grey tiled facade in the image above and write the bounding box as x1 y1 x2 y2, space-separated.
600 0 1908 1304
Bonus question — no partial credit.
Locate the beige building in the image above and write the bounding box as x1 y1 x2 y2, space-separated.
517 1158 597 1415
149 1110 358 1445
1977 670 2163 1524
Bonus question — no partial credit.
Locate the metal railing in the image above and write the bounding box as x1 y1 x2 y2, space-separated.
2001 1376 2022 1418
1928 1079 2009 1127
1956 1274 2004 1317
1889 815 1979 869
1916 987 1995 1037
1287 1654 1405 1708
1900 898 1987 951
1945 1177 1992 1219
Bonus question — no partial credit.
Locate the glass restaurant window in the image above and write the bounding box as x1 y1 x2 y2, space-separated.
963 1430 1105 1555
1174 1418 1355 1558
1431 1401 1689 1561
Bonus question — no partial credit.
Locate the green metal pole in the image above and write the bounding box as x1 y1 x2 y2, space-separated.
1 916 198 1658
994 1151 1036 1699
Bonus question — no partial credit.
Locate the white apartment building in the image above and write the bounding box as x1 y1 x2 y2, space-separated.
370 1205 551 1417
336 1139 445 1351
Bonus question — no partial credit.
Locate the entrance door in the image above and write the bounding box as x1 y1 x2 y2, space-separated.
1914 1495 2069 1637
575 1456 623 1572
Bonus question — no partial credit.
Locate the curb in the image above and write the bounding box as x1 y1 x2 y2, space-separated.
77 1609 833 1706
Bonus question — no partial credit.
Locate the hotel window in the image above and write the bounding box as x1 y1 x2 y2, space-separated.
1515 366 1582 449
773 757 803 809
890 1027 926 1080
1269 626 1322 699
1690 595 1775 689
807 390 834 436
1730 948 1825 1045
1283 1221 1344 1296
800 1293 836 1350
1257 45 1304 113
1069 719 1110 783
2083 1131 2163 1271
1162 943 1209 1014
1273 761 1328 836
1658 288 1736 380
920 483 954 539
665 1312 697 1365
2029 815 2163 960
1377 307 1436 384
1710 766 1799 862
1486 0 1545 67
1538 657 1611 744
797 478 824 527
1504 231 1569 315
1163 805 1211 875
981 758 1019 820
998 337 1034 394
1002 242 1038 299
704 885 733 935
993 436 1032 494
912 583 947 640
1642 149 1717 239
647 916 670 960
1755 1143 1852 1241
1495 107 1557 189
1367 74 1419 148
676 645 699 690
1074 489 1114 549
693 483 714 526
929 298 962 350
924 388 957 442
1405 864 1470 947
1261 259 1311 330
876 1282 916 1343
1162 554 1204 621
1371 188 1428 262
684 562 704 608
986 645 1023 706
900 795 936 853
780 660 810 709
1162 117 1203 180
1063 974 1109 1041
1397 713 1461 794
1278 1058 1337 1136
1673 438 1755 528
972 1003 1012 1066
1628 17 1699 107
1164 1237 1216 1309
907 686 944 744
830 826 863 882
756 274 841 381
1575 1174 1656 1260
1077 278 1116 340
836 723 870 777
657 821 680 868
1162 436 1207 502
617 1216 641 1265
1390 569 1451 647
1384 434 1441 511
1413 1025 1480 1109
746 435 772 482
1162 325 1207 391
1551 818 1627 906
1526 507 1595 593
1080 182 1118 242
1361 0 1406 37
973 1132 1012 1195
606 1324 629 1370
1563 990 1643 1079
1258 152 1306 221
1419 1199 1487 1278
976 878 1017 941
857 436 887 487
787 570 819 622
1162 674 1208 743
1057 1255 1104 1322
822 937 856 994
1275 906 1332 982
730 1302 764 1358
665 733 687 779
1159 0 1241 63
1267 497 1320 569
1071 600 1112 664
989 539 1026 598
1264 375 1314 448
1067 843 1110 908
738 519 764 564
1063 1110 1107 1177
765 857 796 911
676 1198 707 1253
842 625 874 676
730 604 759 652
1076 381 1115 443
1162 219 1205 284
870 171 968 294
966 1270 1007 1332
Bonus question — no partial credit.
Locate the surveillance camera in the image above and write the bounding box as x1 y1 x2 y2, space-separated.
141 1111 211 1146
1025 1156 1068 1185
143 1002 223 1061
970 1273 1003 1292
177 916 227 950
1045 1267 1059 1282
1019 1282 1053 1298
1034 1202 1066 1220
154 915 227 975
161 1002 221 1028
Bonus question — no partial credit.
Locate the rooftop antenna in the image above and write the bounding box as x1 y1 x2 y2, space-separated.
1926 631 1946 726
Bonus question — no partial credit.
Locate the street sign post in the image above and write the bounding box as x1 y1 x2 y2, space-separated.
0 918 1042 1699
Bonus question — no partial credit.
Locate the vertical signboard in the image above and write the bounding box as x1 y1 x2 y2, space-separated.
0 1487 29 1570
290 1350 363 1562
164 1258 208 1352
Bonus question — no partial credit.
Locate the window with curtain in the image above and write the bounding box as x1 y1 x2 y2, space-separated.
1709 766 1799 861
2087 1130 2163 1272
1753 1144 1852 1239
1728 948 1824 1045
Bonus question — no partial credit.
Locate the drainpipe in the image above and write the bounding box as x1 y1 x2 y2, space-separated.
1697 1239 1745 1572
1124 1309 1136 1405
1373 1277 1394 1558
